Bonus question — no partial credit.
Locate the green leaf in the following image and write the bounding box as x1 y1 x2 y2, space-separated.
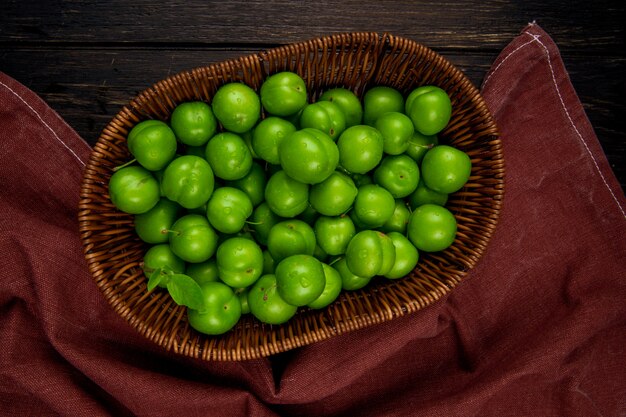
166 274 206 311
147 268 164 292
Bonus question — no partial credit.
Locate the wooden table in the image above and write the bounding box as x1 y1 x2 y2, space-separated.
2 1 624 191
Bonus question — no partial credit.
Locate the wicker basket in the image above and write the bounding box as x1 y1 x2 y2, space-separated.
78 32 504 361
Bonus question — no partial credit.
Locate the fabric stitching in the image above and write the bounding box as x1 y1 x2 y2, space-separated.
0 79 87 167
482 27 625 219
529 34 626 219
481 35 539 89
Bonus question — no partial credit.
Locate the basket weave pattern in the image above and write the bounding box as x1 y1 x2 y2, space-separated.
78 32 504 361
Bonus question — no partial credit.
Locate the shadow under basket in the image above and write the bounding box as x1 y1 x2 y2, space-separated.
78 32 504 361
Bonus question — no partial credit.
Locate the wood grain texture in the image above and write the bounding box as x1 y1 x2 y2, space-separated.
1 0 624 189
1 0 624 50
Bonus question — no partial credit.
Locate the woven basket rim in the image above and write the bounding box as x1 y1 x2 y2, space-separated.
78 31 504 361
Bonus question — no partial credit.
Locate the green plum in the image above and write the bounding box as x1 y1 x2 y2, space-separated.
187 282 241 335
407 203 457 252
170 101 217 146
421 145 471 194
161 155 215 210
109 165 160 214
211 82 261 133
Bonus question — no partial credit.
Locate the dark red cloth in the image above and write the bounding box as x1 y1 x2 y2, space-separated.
1 23 625 416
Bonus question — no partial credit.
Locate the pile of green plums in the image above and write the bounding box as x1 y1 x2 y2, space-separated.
107 71 471 335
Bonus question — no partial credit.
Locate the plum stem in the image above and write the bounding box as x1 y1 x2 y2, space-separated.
113 158 137 171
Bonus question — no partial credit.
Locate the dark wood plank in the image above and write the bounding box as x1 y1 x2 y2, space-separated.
1 0 624 53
